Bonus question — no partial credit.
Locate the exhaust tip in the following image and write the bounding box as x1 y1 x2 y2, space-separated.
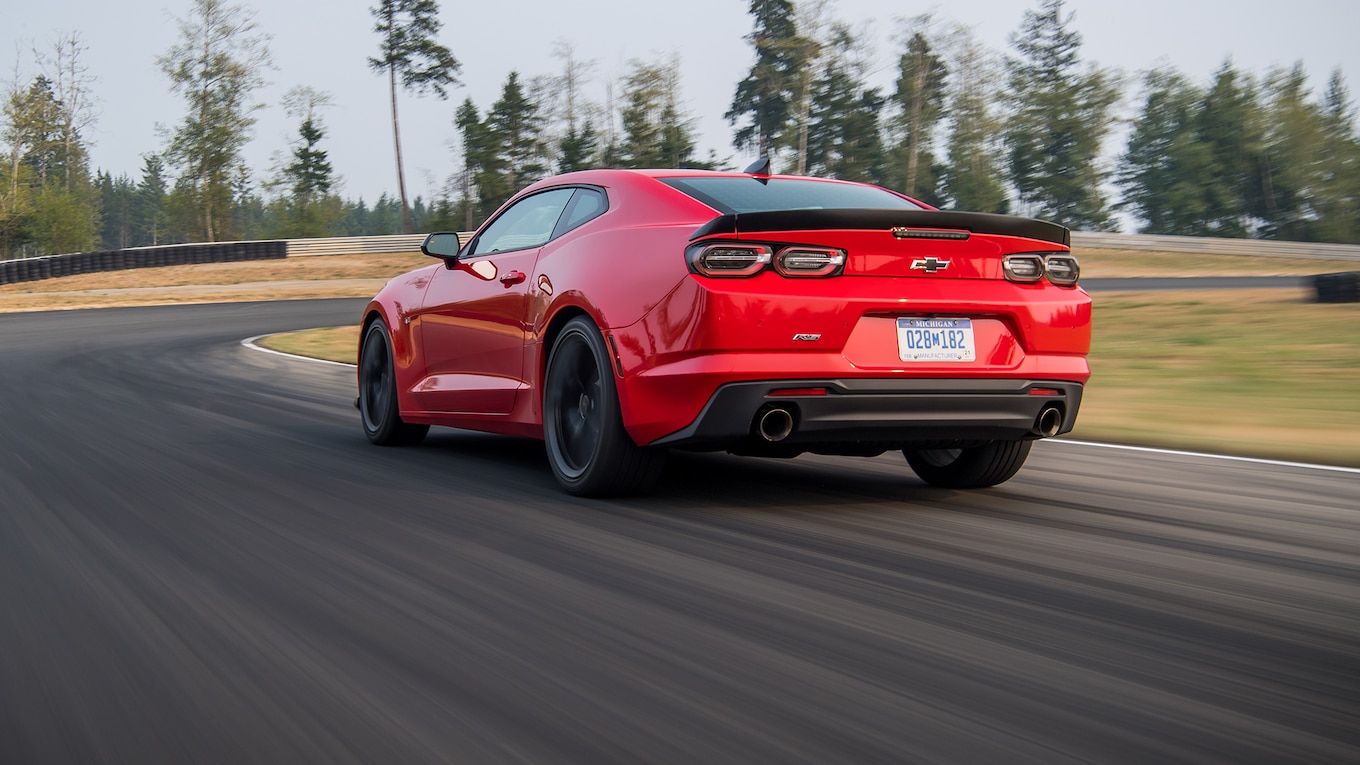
1032 406 1063 438
756 406 795 442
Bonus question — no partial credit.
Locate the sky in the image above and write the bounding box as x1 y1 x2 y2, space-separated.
6 0 1360 205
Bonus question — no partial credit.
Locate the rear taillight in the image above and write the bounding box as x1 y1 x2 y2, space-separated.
1003 252 1081 287
1043 254 1080 286
775 247 845 277
1003 254 1044 283
687 243 845 278
687 244 771 276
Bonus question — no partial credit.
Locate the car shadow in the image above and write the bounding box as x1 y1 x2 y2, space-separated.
392 430 965 511
648 451 958 511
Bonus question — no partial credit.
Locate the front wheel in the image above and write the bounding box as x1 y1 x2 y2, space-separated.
359 319 429 446
903 440 1033 489
543 317 665 496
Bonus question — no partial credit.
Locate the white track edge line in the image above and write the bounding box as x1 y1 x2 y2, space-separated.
240 334 356 368
239 336 1358 475
1049 439 1360 475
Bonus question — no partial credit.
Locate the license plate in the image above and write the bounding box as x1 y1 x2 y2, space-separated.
897 318 976 362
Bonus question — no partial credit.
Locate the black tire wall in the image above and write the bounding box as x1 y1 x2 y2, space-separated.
0 241 287 286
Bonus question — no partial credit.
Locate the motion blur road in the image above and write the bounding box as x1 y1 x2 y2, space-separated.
1 299 1357 764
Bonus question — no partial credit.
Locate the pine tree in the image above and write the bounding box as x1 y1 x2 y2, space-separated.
940 30 1009 213
43 33 97 193
486 72 546 194
1313 70 1360 243
551 40 600 172
134 155 169 246
1004 0 1120 228
264 87 339 237
369 0 460 233
4 72 97 255
98 171 137 249
618 57 704 169
805 25 884 183
454 98 507 225
1117 68 1214 234
16 77 64 186
888 20 948 200
1 73 37 257
557 120 599 173
728 0 808 158
1197 62 1264 237
159 0 272 242
1255 64 1331 240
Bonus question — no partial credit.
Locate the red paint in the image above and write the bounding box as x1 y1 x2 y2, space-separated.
362 169 1092 447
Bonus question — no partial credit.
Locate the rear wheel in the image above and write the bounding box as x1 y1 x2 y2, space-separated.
543 317 664 496
359 319 429 446
904 440 1032 488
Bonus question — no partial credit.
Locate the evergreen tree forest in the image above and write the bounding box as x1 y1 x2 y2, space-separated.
2 0 1358 260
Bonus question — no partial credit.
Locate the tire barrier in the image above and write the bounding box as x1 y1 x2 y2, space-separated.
1314 272 1360 303
0 240 287 286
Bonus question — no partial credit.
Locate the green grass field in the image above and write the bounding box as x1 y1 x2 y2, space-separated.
260 286 1360 467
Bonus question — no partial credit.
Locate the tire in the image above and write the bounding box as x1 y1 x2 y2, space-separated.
543 317 665 496
359 319 429 446
903 440 1033 489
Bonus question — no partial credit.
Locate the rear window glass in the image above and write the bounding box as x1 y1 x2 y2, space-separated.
659 177 924 214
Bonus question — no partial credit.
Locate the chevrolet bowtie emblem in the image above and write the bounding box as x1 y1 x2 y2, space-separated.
910 257 952 273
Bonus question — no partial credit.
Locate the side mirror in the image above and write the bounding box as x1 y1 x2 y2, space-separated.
421 232 463 261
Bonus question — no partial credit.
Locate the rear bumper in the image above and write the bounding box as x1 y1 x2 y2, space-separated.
649 378 1083 450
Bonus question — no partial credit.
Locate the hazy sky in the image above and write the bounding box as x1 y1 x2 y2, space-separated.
7 0 1359 203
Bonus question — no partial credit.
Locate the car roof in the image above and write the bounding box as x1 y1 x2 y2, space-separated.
528 167 884 186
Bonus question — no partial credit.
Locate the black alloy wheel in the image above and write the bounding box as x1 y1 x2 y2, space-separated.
359 319 429 446
543 317 664 496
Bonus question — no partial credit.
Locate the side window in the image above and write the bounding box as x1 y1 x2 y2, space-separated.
470 188 575 256
554 188 608 237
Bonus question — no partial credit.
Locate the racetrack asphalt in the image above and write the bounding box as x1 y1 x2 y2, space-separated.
1 299 1357 764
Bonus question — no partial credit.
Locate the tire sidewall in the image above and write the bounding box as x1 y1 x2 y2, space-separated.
543 319 618 491
360 320 400 443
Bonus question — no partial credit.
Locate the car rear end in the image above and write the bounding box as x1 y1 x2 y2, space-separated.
609 174 1091 459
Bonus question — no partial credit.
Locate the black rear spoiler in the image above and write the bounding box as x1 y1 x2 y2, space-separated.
690 208 1070 247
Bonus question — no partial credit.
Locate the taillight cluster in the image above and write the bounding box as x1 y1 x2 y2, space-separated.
687 243 846 278
1003 252 1081 287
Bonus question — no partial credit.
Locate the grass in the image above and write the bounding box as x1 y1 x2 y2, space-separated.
1082 288 1360 466
259 325 360 364
1071 247 1342 278
258 288 1360 467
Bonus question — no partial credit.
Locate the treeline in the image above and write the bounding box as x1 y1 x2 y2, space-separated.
3 0 1359 261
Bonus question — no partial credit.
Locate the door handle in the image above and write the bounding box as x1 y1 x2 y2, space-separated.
499 270 526 286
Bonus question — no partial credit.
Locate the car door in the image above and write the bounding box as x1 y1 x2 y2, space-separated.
413 188 577 415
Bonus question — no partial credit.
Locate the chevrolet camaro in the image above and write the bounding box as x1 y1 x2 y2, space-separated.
358 164 1091 496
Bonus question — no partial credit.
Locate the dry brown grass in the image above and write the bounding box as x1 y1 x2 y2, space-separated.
1072 247 1342 278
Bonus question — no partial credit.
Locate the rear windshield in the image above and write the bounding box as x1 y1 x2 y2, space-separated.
659 176 924 214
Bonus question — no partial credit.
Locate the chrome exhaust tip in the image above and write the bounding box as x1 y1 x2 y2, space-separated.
755 406 795 442
1032 406 1063 438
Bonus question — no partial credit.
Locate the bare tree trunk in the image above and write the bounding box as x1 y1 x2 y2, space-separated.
202 168 214 242
389 63 414 234
462 168 474 230
199 29 214 242
905 57 926 197
796 68 810 175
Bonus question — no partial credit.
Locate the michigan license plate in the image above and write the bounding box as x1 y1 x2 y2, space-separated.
897 318 976 362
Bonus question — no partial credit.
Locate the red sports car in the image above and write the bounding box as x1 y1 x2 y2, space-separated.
358 165 1091 496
